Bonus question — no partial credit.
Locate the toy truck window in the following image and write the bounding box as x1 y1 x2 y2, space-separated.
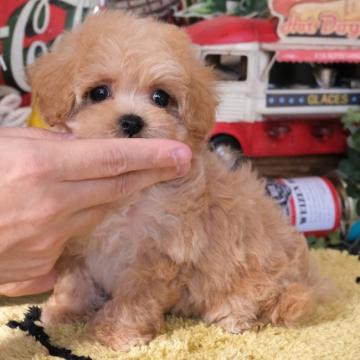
205 54 248 82
269 62 316 89
269 61 360 89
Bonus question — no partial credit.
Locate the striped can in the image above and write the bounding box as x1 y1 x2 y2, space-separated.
266 176 341 234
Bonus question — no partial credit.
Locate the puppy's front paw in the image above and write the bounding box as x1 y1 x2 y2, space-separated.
41 304 85 326
41 304 67 325
92 321 155 351
212 314 265 334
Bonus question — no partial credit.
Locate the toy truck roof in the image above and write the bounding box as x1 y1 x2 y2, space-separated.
186 16 279 46
186 16 360 64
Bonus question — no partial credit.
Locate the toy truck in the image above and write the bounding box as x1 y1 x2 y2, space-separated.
186 1 360 158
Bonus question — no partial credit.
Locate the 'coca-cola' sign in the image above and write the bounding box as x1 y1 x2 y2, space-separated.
0 0 103 99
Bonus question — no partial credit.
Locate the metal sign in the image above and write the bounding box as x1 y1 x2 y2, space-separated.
0 0 102 96
267 92 360 107
269 0 360 42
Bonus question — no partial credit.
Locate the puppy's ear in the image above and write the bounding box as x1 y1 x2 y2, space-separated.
27 35 77 126
185 59 218 147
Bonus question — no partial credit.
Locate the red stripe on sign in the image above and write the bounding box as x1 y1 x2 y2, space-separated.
276 50 360 63
321 177 341 230
288 193 296 227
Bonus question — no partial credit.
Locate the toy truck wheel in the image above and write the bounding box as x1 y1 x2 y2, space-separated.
209 135 243 169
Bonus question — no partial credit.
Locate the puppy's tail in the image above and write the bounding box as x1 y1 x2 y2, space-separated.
271 263 335 326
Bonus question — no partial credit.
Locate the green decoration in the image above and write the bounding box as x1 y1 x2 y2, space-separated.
183 0 269 18
339 110 360 216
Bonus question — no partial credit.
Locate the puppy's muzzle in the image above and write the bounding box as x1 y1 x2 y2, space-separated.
119 114 144 137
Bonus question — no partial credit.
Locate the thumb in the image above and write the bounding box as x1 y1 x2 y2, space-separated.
0 127 73 141
0 270 57 297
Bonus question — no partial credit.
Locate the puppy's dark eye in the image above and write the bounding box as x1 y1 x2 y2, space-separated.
152 89 170 108
89 85 111 102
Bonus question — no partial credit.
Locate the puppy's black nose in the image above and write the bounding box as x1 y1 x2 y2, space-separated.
119 114 144 137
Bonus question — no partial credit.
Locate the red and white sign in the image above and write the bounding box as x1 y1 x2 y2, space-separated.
0 0 103 103
266 177 341 233
276 49 360 63
270 0 360 42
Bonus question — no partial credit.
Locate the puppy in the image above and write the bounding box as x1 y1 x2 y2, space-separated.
29 11 330 350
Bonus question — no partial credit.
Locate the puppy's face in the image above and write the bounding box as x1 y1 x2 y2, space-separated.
29 11 217 151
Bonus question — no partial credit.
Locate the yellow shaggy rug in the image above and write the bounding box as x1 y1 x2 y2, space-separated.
1 249 360 360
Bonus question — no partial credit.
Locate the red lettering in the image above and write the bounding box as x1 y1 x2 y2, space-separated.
282 16 317 35
320 13 337 35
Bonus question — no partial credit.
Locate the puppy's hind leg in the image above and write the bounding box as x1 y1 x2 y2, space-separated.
270 282 317 327
41 266 107 325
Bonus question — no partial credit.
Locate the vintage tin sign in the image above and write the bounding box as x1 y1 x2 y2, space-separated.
269 0 360 43
0 0 104 102
266 176 341 233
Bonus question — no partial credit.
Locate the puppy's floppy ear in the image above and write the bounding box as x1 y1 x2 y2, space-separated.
27 35 77 126
185 58 218 147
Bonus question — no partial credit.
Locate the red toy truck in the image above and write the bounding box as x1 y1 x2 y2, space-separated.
186 0 360 157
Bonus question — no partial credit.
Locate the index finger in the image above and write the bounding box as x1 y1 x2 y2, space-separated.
0 270 56 297
51 138 192 181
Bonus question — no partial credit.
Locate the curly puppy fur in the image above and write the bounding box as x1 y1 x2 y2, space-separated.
29 11 330 350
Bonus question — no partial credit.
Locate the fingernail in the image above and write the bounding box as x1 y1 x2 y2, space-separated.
171 147 192 175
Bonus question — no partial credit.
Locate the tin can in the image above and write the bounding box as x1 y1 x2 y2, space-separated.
266 176 342 234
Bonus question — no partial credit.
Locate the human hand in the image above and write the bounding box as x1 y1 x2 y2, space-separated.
0 127 191 296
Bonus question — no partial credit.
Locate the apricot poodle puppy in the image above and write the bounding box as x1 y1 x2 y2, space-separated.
29 11 330 350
